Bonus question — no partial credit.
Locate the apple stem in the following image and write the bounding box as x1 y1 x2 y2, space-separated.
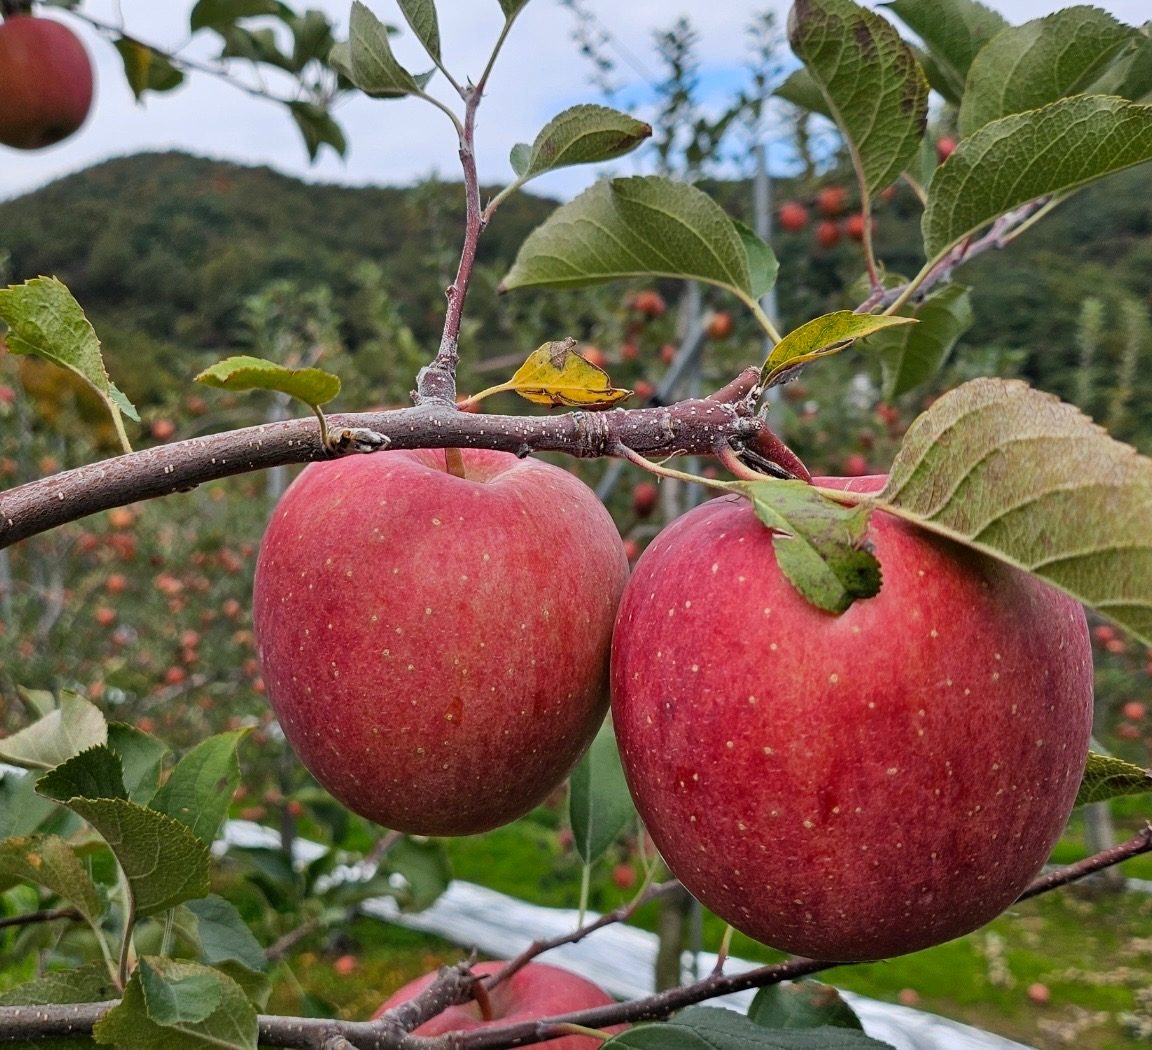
471 974 495 1022
443 448 467 479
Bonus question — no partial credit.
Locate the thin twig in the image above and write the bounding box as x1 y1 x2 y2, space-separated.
1016 823 1152 902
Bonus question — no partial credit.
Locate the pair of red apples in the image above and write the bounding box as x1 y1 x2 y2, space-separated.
253 446 1092 963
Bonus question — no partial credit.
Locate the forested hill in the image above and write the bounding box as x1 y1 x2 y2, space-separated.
0 151 557 395
1 150 1150 445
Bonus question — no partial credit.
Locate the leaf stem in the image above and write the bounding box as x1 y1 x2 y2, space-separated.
741 294 783 345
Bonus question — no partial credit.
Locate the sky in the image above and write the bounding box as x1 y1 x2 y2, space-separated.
1 0 1150 203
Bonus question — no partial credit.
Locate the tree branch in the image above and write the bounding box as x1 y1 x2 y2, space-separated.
0 397 770 550
1015 823 1152 901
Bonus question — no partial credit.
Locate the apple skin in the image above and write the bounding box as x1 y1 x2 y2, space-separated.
373 960 618 1048
611 475 1093 960
0 16 93 150
253 448 629 835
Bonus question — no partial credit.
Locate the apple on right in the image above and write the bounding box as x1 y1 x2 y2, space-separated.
611 475 1094 961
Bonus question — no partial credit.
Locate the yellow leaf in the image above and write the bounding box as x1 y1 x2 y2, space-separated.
507 338 632 408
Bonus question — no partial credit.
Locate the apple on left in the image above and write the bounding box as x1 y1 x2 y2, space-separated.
0 14 93 150
253 448 629 836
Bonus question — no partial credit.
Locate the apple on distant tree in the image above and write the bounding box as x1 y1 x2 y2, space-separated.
631 481 658 518
706 311 733 340
253 448 629 836
611 475 1093 961
579 345 607 369
0 15 93 150
816 185 848 217
844 213 866 242
815 220 841 249
777 200 809 233
374 960 619 1048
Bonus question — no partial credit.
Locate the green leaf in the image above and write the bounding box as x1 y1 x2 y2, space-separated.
735 220 780 301
1089 28 1152 101
219 26 293 70
0 961 119 1006
1075 751 1152 807
114 38 185 99
0 835 105 925
185 896 267 973
289 9 336 69
881 377 1152 644
93 958 258 1050
866 284 974 399
35 779 211 916
107 722 170 806
761 311 915 388
958 8 1139 137
0 768 57 838
883 0 1008 104
194 355 340 407
190 0 285 32
37 745 128 803
923 96 1152 260
773 67 833 119
749 981 864 1031
788 0 929 195
500 176 768 301
0 691 106 770
569 718 635 864
396 0 440 62
343 1 421 97
287 101 347 162
498 0 530 19
604 1006 891 1048
740 480 882 615
385 836 452 912
512 105 651 181
0 277 139 427
150 731 247 846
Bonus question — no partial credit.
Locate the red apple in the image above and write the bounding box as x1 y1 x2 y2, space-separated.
844 213 867 242
937 136 957 163
1122 701 1146 721
0 16 93 150
374 960 618 1048
611 475 1093 961
253 448 629 835
777 201 809 233
630 289 666 318
706 312 733 340
815 220 841 249
579 346 607 370
631 481 658 518
816 185 847 217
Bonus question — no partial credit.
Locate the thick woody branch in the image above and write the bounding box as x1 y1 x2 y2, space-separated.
0 399 766 550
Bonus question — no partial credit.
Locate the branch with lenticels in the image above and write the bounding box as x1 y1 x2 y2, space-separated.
0 368 811 551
